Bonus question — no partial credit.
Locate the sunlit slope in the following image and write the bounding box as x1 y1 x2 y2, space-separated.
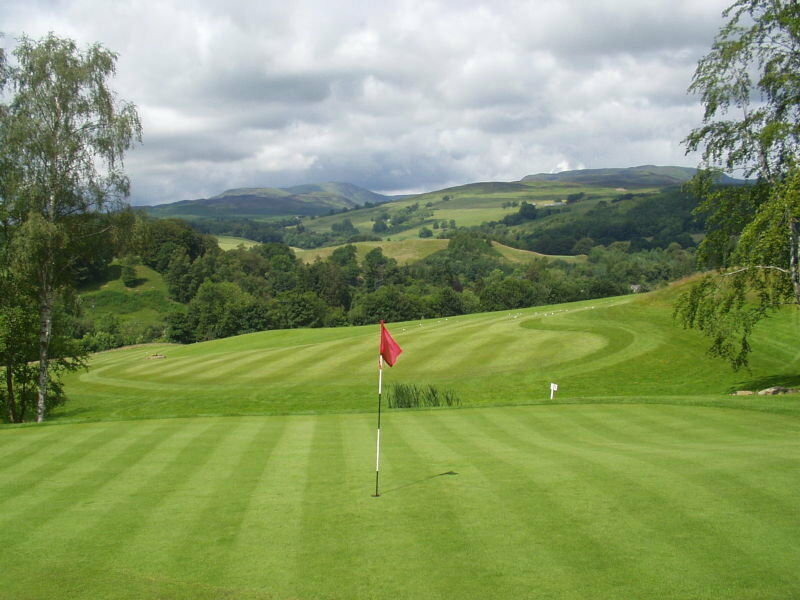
294 238 449 264
58 287 800 422
291 239 584 265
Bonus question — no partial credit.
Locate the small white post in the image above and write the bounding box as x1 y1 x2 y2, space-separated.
550 382 558 400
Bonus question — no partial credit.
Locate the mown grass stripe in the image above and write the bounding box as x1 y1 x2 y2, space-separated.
0 422 129 508
566 406 800 531
120 418 284 587
122 349 263 380
293 414 357 596
362 413 482 600
491 406 800 592
0 424 84 477
414 410 647 598
52 420 238 576
219 417 316 593
463 408 735 595
0 420 179 553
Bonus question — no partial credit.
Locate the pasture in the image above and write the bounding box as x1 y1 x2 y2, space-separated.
215 235 260 251
2 287 799 599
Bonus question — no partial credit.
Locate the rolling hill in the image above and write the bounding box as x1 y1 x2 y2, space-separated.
56 282 799 421
145 182 393 219
292 239 585 265
521 164 744 187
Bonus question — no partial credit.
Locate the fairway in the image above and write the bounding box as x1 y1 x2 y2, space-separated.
54 291 800 422
2 405 799 599
4 286 800 599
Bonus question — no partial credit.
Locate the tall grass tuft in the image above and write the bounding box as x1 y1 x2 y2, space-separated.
387 383 461 408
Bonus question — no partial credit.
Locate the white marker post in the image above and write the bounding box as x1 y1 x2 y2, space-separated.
550 382 558 400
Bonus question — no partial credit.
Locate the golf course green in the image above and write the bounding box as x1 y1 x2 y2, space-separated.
2 285 799 599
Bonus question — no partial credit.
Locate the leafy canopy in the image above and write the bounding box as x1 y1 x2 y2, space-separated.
676 0 800 369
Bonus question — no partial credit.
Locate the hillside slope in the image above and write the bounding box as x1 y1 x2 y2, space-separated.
521 165 743 187
57 284 799 422
145 182 391 219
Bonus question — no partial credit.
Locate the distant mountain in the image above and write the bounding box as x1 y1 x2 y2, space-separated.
521 165 744 187
145 182 392 219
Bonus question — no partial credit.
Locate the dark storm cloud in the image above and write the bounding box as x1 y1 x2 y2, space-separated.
0 0 733 203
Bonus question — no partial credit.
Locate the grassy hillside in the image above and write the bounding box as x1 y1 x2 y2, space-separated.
307 179 636 241
55 285 799 422
521 165 744 187
215 235 259 251
293 239 586 265
2 285 799 599
294 239 449 264
79 263 178 329
145 182 391 219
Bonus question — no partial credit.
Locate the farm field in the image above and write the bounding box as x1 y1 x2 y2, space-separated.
308 180 639 240
2 285 799 599
215 235 260 250
294 238 449 264
292 238 581 266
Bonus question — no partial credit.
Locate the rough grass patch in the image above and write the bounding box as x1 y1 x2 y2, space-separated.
387 383 462 408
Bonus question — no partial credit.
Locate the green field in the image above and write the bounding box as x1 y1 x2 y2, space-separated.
79 263 178 328
294 238 450 264
215 235 260 250
2 286 799 599
292 239 582 266
308 180 638 240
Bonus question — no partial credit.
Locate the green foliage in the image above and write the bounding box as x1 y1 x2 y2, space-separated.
188 281 269 341
685 0 800 180
0 33 140 421
268 291 327 329
348 285 424 324
677 1 800 369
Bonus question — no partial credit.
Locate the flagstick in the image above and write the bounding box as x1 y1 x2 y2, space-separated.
374 356 383 497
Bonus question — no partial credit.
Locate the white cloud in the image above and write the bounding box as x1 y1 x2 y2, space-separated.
0 0 733 203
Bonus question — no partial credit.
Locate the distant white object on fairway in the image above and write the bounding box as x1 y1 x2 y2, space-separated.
550 382 558 400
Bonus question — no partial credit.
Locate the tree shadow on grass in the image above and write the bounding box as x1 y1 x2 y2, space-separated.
80 265 123 292
379 471 458 495
727 373 800 393
50 406 95 421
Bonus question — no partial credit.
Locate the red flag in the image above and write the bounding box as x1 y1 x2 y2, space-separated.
379 320 403 367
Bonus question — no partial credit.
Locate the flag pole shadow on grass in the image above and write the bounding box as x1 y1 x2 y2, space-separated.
380 471 459 495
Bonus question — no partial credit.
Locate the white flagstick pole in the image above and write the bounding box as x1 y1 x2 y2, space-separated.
374 356 383 497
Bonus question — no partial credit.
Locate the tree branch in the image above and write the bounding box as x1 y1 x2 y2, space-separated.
722 265 791 276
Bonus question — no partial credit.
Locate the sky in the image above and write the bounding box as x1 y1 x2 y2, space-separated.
1 0 733 205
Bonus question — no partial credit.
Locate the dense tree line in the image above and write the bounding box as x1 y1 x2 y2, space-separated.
95 218 695 347
479 187 705 255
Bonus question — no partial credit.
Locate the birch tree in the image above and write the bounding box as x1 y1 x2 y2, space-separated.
0 33 141 421
675 0 800 369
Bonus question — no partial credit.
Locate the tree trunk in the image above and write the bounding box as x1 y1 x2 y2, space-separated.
790 215 800 307
4 363 17 423
36 291 53 423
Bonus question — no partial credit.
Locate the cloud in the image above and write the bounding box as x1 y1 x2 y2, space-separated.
0 0 732 204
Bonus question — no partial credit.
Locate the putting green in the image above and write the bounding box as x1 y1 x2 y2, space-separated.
1 405 799 599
